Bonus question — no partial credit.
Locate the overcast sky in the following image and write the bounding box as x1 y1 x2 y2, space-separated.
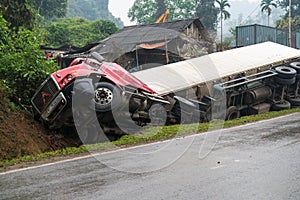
108 0 135 26
108 0 261 26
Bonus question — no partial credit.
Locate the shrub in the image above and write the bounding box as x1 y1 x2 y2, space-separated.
43 18 119 48
0 15 59 105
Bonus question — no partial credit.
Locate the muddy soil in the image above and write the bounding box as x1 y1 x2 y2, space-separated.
0 89 79 161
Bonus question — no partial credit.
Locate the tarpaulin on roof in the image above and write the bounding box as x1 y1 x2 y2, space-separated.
91 18 214 63
92 27 181 61
138 41 169 49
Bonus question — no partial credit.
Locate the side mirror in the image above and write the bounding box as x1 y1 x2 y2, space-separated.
90 52 105 62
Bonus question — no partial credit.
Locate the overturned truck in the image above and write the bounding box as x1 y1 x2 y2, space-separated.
133 42 300 122
31 42 300 137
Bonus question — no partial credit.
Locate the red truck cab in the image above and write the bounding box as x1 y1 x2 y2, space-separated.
31 54 169 136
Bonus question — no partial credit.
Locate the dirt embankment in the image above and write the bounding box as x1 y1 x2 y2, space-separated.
0 89 79 161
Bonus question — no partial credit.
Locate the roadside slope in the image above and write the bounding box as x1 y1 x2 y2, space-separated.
0 88 78 161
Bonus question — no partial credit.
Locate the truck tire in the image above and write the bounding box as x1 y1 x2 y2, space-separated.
289 62 300 80
274 76 296 85
274 66 296 79
290 62 300 72
271 100 291 111
226 106 240 120
286 97 300 107
94 82 121 112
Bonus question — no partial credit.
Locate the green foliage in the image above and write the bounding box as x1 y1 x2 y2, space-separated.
0 15 59 104
278 0 300 18
195 0 219 31
29 0 68 21
219 38 233 50
168 0 197 20
128 0 219 31
216 0 231 20
0 0 35 29
260 0 277 16
216 0 230 50
128 0 157 24
67 0 124 28
260 0 277 26
155 0 167 19
276 16 300 32
44 18 119 48
128 0 197 24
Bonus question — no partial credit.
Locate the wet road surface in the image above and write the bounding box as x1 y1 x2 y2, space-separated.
1 113 300 200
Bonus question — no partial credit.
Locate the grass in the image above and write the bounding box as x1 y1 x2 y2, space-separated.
1 108 300 168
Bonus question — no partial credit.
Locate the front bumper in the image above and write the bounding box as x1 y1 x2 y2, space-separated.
41 92 67 122
31 75 71 124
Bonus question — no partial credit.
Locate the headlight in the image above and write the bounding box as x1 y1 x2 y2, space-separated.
67 74 72 81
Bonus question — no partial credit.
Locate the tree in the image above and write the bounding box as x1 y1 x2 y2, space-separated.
278 0 300 18
128 0 196 24
168 0 197 20
29 0 68 21
216 0 230 51
260 0 277 26
155 0 167 19
195 0 219 31
44 18 119 48
0 16 58 104
0 0 35 29
276 16 300 32
129 0 219 26
128 0 156 24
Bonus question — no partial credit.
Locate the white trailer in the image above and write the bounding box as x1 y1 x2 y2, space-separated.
133 42 300 122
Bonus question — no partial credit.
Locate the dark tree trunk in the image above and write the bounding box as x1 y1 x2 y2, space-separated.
155 0 167 19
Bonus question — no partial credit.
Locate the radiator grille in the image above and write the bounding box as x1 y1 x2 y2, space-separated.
32 77 59 113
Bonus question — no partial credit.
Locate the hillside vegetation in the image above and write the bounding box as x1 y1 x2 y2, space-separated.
0 15 79 161
44 18 119 48
67 0 124 28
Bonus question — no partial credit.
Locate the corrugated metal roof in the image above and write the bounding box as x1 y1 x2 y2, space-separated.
133 42 300 95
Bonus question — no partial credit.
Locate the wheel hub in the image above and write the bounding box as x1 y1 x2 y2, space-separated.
95 87 113 105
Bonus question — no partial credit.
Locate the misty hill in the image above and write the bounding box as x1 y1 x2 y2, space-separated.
67 0 124 27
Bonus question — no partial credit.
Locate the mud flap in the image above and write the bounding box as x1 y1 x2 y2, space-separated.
170 96 200 124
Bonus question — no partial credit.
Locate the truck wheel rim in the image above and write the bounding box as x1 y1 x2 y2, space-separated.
95 87 113 105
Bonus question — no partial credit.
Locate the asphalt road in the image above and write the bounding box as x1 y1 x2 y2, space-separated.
1 113 300 200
